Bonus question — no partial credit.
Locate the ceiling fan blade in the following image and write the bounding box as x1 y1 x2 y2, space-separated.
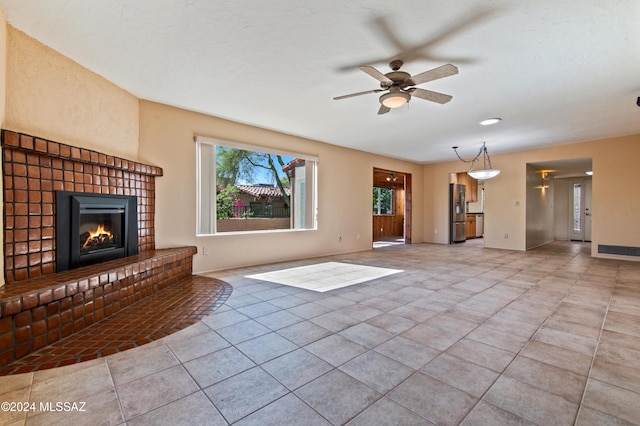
333 89 384 100
378 105 391 115
409 64 459 86
401 10 495 61
371 16 407 54
359 66 393 84
410 88 453 104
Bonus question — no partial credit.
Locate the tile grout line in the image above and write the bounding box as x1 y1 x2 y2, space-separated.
572 267 618 426
456 251 588 424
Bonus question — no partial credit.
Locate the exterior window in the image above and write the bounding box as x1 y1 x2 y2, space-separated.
373 187 393 215
196 137 317 234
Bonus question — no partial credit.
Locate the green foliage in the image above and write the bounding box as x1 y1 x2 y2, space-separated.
215 146 291 207
216 147 253 187
373 187 393 214
216 185 252 219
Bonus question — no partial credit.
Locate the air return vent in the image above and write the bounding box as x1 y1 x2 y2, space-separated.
598 245 640 257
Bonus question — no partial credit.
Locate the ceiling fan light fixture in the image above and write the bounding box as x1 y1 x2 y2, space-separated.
380 91 410 108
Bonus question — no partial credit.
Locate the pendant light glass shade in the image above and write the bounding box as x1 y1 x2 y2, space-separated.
468 169 501 179
452 142 501 180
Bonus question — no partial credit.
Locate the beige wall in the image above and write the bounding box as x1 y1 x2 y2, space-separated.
424 134 640 260
138 101 424 273
0 13 6 285
4 26 139 159
525 164 554 249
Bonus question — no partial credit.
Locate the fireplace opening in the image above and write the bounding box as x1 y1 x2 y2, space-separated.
56 191 138 272
79 209 124 256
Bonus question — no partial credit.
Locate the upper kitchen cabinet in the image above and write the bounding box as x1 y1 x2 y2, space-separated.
456 173 478 203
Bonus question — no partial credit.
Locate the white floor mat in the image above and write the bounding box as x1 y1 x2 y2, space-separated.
246 262 402 292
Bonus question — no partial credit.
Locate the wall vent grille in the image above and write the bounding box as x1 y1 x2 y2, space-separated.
598 245 640 257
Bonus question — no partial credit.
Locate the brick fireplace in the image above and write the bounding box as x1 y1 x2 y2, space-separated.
1 129 161 283
0 130 200 369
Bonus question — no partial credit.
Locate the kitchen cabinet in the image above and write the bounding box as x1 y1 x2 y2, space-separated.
466 214 477 239
456 173 478 203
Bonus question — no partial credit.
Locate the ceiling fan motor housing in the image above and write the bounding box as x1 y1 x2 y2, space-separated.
383 71 412 88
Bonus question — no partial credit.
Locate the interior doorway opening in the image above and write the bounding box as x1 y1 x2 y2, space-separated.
526 158 592 249
372 168 411 248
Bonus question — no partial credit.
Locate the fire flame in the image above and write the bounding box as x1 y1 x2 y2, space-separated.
82 224 112 248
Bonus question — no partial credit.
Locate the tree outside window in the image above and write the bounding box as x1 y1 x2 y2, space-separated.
373 187 393 215
196 137 318 234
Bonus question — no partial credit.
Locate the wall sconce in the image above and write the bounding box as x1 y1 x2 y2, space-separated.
452 142 501 180
537 172 550 189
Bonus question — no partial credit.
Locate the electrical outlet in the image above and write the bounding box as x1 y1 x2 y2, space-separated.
434 229 438 235
504 233 509 239
203 246 209 255
356 233 360 240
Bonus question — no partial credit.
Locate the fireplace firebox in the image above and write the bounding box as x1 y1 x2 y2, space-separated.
56 191 138 271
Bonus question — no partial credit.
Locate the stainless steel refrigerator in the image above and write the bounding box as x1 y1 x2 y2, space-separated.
450 183 466 243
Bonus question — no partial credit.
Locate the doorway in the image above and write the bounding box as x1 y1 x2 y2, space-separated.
527 158 592 247
372 168 411 246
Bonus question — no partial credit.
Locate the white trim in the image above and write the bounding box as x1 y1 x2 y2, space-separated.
194 136 319 235
195 135 319 163
197 227 316 237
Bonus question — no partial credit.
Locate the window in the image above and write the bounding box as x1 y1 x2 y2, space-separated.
196 137 317 234
573 183 582 233
373 187 393 215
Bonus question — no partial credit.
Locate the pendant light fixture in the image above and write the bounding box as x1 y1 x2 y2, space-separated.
452 142 501 180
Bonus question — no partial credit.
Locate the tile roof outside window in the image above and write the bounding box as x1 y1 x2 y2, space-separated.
237 185 291 198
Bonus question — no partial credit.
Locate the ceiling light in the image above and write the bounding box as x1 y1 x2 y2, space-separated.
585 171 593 176
452 142 501 180
380 91 410 108
479 118 502 126
468 169 501 179
386 173 397 182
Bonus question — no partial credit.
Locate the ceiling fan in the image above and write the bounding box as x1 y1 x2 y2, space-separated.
334 60 458 114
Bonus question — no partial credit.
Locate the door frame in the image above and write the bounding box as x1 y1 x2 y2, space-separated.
372 168 411 244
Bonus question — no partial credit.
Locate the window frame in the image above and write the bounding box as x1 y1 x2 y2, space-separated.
373 186 394 216
195 136 318 236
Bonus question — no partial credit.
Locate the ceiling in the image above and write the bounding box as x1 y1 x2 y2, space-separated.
1 0 639 168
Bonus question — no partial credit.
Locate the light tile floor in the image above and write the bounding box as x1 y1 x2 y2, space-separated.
1 240 640 425
246 262 402 292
